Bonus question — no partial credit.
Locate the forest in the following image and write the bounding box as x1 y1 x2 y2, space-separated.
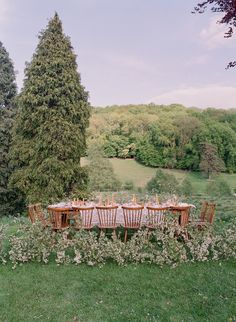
88 104 236 173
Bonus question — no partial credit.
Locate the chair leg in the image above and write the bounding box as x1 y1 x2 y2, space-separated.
147 228 152 240
124 229 128 242
112 229 117 239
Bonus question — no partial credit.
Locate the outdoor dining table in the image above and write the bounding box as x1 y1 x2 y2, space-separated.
169 204 195 226
47 202 195 229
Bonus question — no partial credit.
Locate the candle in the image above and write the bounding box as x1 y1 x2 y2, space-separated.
111 194 115 205
98 194 102 206
132 194 136 204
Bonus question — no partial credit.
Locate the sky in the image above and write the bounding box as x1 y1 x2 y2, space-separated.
1 0 236 109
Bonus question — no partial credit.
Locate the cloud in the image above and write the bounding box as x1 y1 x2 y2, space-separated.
0 0 9 24
149 85 236 109
185 54 209 66
92 50 153 74
199 16 234 49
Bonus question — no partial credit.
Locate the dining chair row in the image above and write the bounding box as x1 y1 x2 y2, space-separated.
45 205 168 241
28 202 215 242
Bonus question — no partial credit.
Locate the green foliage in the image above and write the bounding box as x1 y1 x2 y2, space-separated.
206 178 232 197
0 42 24 216
4 218 236 267
122 180 134 191
87 143 121 191
89 105 236 173
0 41 17 108
9 14 90 203
180 177 193 196
199 142 226 178
146 169 179 194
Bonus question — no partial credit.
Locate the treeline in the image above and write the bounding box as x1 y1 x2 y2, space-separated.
88 104 236 172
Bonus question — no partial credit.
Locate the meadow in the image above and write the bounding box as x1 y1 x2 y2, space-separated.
109 158 236 193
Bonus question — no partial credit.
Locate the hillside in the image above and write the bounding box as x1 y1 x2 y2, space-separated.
88 104 236 174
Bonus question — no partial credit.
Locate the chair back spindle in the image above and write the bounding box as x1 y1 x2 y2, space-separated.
96 206 118 229
73 206 94 230
146 206 167 228
122 206 143 229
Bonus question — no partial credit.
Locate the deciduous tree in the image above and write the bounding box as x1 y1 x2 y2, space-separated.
199 142 225 179
194 0 236 67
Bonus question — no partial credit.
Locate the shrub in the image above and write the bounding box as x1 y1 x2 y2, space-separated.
87 144 121 192
4 217 236 268
206 178 232 196
122 180 134 191
8 222 55 268
146 169 179 194
180 178 193 196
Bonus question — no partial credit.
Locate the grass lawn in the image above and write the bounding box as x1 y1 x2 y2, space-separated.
109 158 236 193
0 261 236 322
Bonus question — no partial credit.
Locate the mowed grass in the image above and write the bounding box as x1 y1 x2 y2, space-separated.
0 261 236 322
109 158 236 193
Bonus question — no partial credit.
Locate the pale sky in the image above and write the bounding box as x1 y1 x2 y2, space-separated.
1 0 236 108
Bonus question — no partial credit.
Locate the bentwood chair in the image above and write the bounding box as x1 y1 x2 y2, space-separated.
146 206 168 229
122 205 144 242
72 206 94 231
96 205 118 237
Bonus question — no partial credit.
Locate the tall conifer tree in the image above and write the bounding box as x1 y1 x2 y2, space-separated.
10 13 90 203
0 41 18 215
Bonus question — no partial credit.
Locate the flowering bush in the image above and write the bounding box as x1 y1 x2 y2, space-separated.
9 222 55 268
4 219 236 268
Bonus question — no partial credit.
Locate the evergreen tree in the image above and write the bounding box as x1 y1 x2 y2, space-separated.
0 41 19 215
0 42 17 108
10 13 90 203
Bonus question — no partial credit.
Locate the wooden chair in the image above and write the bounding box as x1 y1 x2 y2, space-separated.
27 203 50 227
96 205 118 237
47 207 71 230
72 206 94 230
27 204 36 223
170 205 191 227
34 203 50 227
146 206 168 229
191 202 216 227
122 205 144 242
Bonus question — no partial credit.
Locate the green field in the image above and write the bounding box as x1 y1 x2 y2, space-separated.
109 158 236 193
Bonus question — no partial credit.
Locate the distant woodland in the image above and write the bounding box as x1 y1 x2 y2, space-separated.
88 104 236 173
